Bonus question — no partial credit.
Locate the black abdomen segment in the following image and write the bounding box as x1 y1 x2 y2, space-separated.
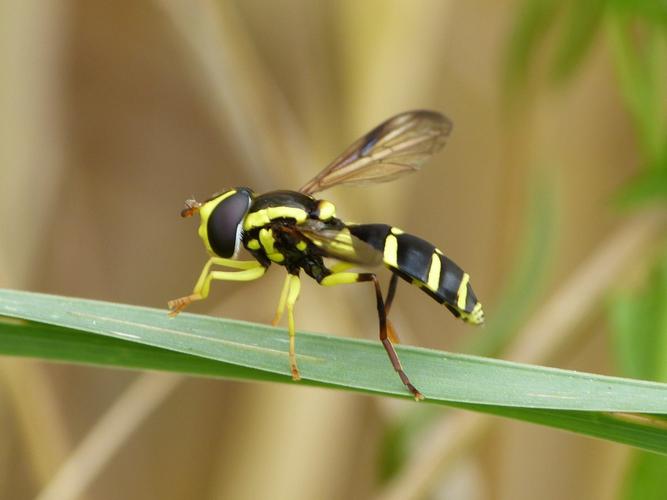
348 224 484 324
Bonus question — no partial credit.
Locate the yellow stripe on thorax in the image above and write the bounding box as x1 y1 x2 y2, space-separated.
243 207 308 231
317 200 336 220
259 228 275 253
259 228 285 263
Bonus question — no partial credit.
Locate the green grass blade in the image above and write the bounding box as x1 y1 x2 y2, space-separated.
1 289 666 453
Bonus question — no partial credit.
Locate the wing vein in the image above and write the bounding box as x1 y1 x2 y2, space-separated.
299 110 452 195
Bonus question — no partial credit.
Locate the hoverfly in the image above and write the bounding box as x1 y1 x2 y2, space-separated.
168 110 484 400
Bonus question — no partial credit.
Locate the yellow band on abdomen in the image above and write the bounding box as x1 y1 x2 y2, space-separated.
384 235 399 268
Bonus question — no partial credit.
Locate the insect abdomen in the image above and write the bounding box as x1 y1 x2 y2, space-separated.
348 224 484 324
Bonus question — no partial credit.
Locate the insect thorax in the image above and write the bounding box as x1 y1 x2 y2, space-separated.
241 190 338 275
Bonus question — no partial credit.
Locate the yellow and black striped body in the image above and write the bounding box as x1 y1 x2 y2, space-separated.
236 191 483 324
236 191 484 326
348 224 484 324
241 190 339 282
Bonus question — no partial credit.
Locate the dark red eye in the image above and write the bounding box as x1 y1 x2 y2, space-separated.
207 189 253 257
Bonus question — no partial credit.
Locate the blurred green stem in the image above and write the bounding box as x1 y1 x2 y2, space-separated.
607 15 667 164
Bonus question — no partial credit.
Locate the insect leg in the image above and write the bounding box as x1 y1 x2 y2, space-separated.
168 262 266 316
330 261 355 273
285 274 302 380
384 273 401 344
384 273 399 313
320 272 423 400
191 258 262 294
208 257 265 269
272 274 291 326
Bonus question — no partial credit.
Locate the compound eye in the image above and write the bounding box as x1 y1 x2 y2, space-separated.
207 190 252 258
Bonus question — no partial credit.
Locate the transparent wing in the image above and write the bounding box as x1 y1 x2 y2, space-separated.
299 110 452 195
298 220 383 267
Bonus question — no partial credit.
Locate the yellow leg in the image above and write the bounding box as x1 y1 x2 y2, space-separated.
168 262 265 316
329 261 355 273
208 257 263 269
191 257 262 293
285 274 301 380
272 274 291 326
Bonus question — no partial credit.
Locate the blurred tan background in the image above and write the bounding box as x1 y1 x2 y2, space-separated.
1 1 663 499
